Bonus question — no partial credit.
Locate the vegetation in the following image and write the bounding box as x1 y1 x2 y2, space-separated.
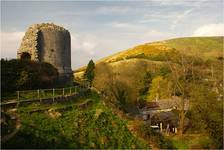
83 59 95 86
140 123 174 149
2 92 149 149
1 59 58 99
188 84 223 148
1 112 17 137
147 76 172 101
98 36 223 63
2 36 223 149
81 37 223 148
170 134 214 149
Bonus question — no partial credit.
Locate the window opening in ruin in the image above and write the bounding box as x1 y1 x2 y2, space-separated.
21 52 31 61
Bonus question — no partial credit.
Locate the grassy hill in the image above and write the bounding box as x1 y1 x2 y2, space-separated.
97 36 223 63
74 36 223 103
74 36 223 75
74 36 223 97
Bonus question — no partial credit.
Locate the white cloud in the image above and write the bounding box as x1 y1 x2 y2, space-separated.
82 42 96 55
193 23 224 36
140 11 180 24
150 0 207 6
171 8 194 29
170 0 206 30
97 6 131 14
70 33 97 56
111 22 137 29
1 32 24 58
141 30 175 42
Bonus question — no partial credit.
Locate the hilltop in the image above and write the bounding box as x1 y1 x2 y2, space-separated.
74 36 223 77
98 36 223 63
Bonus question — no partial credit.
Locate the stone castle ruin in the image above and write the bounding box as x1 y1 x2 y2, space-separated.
17 23 72 84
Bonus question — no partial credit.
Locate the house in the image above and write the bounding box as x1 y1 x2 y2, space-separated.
139 97 189 134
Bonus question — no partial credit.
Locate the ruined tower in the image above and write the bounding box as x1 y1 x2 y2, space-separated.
17 23 72 84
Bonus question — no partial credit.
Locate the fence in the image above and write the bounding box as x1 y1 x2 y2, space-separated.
1 83 90 106
17 86 82 101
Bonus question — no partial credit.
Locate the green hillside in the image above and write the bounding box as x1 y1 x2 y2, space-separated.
164 36 223 58
2 92 149 149
74 36 223 105
74 36 223 77
97 36 223 63
86 36 223 149
74 37 223 104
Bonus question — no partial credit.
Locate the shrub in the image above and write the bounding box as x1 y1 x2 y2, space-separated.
84 60 95 86
140 123 175 149
1 59 58 97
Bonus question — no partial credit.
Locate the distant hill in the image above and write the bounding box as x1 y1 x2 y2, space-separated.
97 36 223 63
74 36 223 77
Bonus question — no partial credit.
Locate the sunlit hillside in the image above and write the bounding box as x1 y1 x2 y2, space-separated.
74 36 223 79
98 36 223 63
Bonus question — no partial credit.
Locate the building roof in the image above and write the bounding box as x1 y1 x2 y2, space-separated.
143 97 189 111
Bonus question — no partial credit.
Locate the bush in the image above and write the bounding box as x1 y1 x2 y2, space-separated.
1 59 58 97
84 60 95 86
140 123 175 149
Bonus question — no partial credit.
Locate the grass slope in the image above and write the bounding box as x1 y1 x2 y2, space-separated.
2 92 149 149
96 36 223 63
74 36 223 75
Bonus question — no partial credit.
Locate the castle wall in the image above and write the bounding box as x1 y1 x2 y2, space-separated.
17 26 39 60
37 28 71 75
17 23 73 85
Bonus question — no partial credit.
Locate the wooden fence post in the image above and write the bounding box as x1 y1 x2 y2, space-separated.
37 89 41 103
75 86 77 94
17 91 20 107
70 87 72 95
53 88 55 102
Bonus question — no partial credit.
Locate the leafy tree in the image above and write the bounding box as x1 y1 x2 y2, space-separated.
189 84 223 148
146 76 172 101
139 71 152 95
84 60 95 86
110 80 129 109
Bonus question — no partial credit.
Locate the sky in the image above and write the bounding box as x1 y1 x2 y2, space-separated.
1 0 223 69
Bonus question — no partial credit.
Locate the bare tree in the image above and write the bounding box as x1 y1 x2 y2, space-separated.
165 49 196 136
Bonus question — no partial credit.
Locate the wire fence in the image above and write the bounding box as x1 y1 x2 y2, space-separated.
1 82 90 104
17 86 87 102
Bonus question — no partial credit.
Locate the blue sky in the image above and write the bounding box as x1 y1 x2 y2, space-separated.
1 0 223 69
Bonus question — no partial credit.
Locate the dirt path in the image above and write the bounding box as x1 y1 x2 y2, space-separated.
1 113 21 143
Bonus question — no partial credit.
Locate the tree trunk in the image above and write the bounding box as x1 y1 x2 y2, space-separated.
179 97 185 136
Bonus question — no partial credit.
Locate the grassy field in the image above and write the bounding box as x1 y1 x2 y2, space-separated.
169 134 214 149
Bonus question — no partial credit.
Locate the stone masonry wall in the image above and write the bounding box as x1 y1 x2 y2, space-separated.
17 23 72 84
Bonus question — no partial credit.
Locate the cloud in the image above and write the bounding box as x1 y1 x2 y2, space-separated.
144 30 173 39
97 6 132 14
1 32 24 58
60 33 98 69
71 33 97 55
171 8 194 29
111 22 138 29
150 0 207 6
193 23 224 36
141 0 206 26
140 11 179 24
170 0 206 30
